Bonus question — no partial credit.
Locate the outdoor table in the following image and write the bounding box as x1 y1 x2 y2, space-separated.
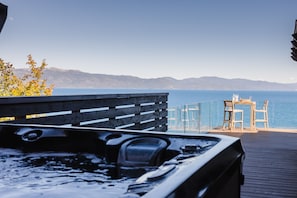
233 99 256 130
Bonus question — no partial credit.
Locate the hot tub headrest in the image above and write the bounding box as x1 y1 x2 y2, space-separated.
117 137 168 167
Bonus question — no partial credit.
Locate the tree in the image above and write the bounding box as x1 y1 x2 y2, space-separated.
0 55 54 96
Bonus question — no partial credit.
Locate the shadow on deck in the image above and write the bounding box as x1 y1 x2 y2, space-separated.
210 129 297 198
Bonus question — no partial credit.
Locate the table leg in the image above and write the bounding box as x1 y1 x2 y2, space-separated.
250 103 256 129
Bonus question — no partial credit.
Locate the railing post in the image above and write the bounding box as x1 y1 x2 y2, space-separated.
109 105 116 128
15 115 26 121
134 103 141 129
72 109 81 126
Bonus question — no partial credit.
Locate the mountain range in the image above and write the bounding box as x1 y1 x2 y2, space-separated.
15 67 297 91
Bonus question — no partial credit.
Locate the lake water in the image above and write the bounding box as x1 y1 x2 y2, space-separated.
53 88 297 129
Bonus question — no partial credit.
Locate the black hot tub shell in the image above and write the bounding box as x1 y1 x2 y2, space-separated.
0 123 244 198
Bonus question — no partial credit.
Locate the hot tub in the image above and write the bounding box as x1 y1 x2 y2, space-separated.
0 123 244 198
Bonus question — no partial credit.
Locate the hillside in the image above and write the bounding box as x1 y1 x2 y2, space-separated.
15 67 297 91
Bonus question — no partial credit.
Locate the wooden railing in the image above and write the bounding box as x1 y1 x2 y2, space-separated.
0 93 168 132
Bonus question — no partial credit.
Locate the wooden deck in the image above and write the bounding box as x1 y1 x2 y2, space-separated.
210 130 297 198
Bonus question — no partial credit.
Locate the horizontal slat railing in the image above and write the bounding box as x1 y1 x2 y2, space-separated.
0 93 168 132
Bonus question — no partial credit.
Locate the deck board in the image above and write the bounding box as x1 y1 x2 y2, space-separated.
211 130 297 198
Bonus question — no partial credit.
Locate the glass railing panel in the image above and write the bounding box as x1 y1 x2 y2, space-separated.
168 101 221 133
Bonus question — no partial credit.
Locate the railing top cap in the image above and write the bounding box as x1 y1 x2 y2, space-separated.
0 93 169 104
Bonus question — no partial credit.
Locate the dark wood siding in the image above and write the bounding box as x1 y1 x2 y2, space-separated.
0 93 168 132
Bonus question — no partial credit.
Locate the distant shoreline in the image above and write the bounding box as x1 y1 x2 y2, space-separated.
15 68 297 91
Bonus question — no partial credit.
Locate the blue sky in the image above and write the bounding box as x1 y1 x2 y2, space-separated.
1 0 297 83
